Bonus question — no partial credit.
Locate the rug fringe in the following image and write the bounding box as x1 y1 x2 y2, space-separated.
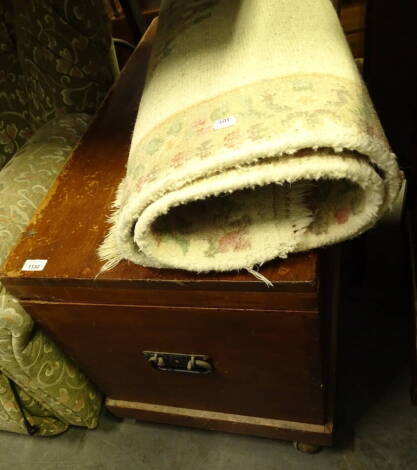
97 179 127 275
97 220 123 275
246 268 273 287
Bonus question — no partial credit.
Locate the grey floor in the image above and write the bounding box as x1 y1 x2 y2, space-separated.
1 229 417 470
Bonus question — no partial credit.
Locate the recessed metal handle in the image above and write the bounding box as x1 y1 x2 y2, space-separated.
143 351 213 374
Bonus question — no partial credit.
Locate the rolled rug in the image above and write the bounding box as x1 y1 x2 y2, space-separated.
99 0 403 273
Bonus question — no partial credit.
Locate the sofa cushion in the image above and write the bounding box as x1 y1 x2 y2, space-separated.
0 113 102 435
0 371 69 436
0 113 90 251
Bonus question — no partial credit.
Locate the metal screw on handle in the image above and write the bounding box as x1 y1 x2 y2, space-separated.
148 353 165 368
187 356 212 372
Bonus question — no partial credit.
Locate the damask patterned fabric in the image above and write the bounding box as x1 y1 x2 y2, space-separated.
0 373 69 436
0 0 116 166
0 0 117 435
0 0 32 168
14 0 116 130
0 374 30 434
0 114 102 435
99 0 402 274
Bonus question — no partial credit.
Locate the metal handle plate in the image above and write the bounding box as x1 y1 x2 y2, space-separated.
143 351 213 374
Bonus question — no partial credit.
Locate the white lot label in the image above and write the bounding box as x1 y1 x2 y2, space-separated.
21 259 48 271
213 116 236 130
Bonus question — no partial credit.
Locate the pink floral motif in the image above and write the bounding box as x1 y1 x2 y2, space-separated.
135 167 159 191
192 118 209 135
170 151 188 168
223 130 241 148
218 229 251 252
135 175 148 192
334 208 350 224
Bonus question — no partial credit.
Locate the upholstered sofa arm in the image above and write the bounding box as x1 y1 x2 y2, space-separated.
0 113 102 435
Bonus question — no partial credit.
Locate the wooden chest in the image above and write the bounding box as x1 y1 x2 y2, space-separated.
0 22 339 448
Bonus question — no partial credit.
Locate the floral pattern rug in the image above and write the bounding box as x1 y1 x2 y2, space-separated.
99 0 402 273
